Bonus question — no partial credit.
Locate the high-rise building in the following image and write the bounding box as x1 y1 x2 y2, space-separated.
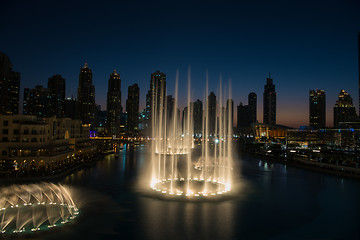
64 97 78 119
145 89 151 131
48 74 65 117
126 83 140 133
309 89 326 129
358 32 360 115
193 99 203 136
150 71 166 120
166 95 175 121
237 92 257 131
263 74 276 125
334 90 358 127
248 92 257 124
237 103 250 128
0 52 20 115
208 92 216 135
106 70 121 136
23 85 52 117
77 63 95 125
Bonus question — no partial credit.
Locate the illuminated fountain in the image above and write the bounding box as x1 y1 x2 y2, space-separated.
0 183 79 234
150 70 233 199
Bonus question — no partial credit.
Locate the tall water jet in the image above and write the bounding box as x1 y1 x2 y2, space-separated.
149 70 234 199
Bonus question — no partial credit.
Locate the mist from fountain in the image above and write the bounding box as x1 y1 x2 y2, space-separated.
0 183 78 234
150 70 234 199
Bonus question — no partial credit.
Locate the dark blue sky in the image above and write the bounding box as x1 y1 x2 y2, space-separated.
1 0 359 127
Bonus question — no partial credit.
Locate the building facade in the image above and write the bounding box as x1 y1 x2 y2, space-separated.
309 89 326 129
263 75 276 125
48 74 65 117
77 63 96 125
106 70 121 136
334 90 358 127
0 52 20 115
126 83 139 133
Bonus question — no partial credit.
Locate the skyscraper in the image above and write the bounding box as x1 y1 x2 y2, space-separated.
77 63 96 125
150 71 166 122
334 90 358 127
106 70 121 136
263 74 276 125
309 89 326 129
237 92 257 131
358 32 360 115
208 92 216 135
193 99 203 136
248 92 257 124
126 83 140 133
237 103 250 128
0 52 20 115
48 74 65 117
23 85 52 117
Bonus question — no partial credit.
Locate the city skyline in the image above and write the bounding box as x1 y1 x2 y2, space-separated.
0 1 359 127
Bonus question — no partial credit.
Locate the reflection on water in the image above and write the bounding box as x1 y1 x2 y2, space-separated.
2 145 360 239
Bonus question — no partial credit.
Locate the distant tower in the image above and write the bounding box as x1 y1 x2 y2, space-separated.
334 90 358 127
237 102 250 129
106 70 121 136
309 89 326 129
263 74 276 125
126 83 140 133
78 63 96 125
208 92 216 135
48 74 65 117
193 99 203 136
0 52 20 115
358 32 360 115
23 85 52 117
150 70 166 121
248 92 257 124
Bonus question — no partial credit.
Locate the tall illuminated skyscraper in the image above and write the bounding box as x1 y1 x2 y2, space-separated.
106 70 121 136
263 74 276 125
309 89 326 129
334 90 357 127
0 52 20 115
77 63 95 125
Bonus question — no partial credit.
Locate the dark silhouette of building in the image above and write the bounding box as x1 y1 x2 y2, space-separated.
193 99 203 136
237 93 257 131
237 103 250 128
0 52 20 115
358 32 360 115
145 90 151 131
208 92 216 135
334 90 358 127
126 83 140 133
248 92 257 124
48 74 65 117
64 97 78 119
166 95 175 121
106 70 121 136
263 74 276 125
309 89 326 129
23 85 52 117
150 71 166 121
94 105 106 135
78 63 95 125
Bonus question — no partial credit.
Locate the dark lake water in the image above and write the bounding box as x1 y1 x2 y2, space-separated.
5 144 360 239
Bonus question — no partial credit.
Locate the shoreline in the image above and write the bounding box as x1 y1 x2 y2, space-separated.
0 153 112 184
242 149 360 180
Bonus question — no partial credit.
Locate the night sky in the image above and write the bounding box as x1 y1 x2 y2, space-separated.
1 0 359 127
